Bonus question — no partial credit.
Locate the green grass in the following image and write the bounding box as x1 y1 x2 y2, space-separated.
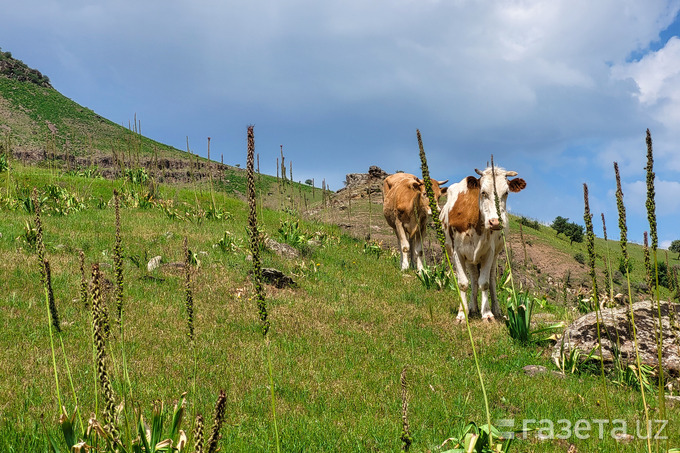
0 163 677 452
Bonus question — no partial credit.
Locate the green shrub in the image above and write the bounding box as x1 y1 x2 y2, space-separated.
518 216 540 230
618 256 635 274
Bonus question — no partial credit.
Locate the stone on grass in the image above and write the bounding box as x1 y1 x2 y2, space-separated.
552 300 680 377
147 255 162 272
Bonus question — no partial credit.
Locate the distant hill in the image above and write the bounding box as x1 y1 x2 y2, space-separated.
0 48 213 182
0 48 51 87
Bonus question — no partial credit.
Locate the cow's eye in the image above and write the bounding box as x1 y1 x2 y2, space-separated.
481 191 488 199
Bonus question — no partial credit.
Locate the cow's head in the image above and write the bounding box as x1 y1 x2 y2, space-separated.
470 167 525 231
413 178 449 215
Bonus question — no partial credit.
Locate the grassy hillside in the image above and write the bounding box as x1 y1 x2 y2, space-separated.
1 54 678 452
0 160 678 452
0 76 186 161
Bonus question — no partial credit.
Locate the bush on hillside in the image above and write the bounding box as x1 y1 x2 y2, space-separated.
551 216 584 245
519 216 540 230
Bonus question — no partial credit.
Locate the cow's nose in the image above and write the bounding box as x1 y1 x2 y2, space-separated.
489 218 501 230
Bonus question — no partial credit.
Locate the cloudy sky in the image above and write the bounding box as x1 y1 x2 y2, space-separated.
3 0 680 249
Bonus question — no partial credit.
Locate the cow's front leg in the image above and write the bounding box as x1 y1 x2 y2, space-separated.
478 253 496 321
453 252 469 322
411 230 424 272
394 220 410 271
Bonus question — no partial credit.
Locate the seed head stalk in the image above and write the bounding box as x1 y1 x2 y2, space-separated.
400 366 412 451
490 156 519 309
113 190 124 324
417 129 492 448
91 264 121 445
614 162 651 452
583 184 617 452
645 129 666 448
246 126 280 452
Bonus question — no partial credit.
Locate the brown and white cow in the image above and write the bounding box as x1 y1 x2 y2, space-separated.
439 167 526 321
383 173 448 271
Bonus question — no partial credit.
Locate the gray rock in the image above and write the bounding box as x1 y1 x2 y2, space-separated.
522 365 565 378
147 256 162 272
265 238 300 259
552 301 680 376
261 268 296 288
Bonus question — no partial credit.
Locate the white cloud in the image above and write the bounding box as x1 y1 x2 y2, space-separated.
612 36 680 109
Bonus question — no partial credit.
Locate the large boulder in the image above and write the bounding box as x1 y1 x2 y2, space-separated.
552 300 680 377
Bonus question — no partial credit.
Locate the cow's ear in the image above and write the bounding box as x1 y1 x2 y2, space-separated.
509 178 526 192
411 180 423 190
466 176 479 189
440 186 448 195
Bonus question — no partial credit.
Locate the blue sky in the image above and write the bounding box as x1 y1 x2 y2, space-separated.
2 1 680 249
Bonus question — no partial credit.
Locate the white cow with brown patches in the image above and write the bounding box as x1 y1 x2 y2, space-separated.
439 167 526 321
383 173 448 271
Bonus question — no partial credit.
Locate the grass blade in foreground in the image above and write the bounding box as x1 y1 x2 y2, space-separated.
417 129 493 449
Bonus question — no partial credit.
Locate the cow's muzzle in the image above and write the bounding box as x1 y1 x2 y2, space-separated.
488 218 502 230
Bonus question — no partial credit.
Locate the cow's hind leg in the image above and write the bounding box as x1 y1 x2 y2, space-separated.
489 260 501 318
467 262 480 317
478 255 496 321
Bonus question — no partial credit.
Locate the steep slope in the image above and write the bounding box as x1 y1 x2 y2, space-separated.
0 49 203 181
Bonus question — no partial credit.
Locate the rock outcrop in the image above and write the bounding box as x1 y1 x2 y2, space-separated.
552 300 680 376
335 165 388 200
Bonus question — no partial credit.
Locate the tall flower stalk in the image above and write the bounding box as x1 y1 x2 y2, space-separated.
113 190 124 324
400 366 412 452
184 236 195 343
90 263 120 445
33 188 61 333
645 129 666 447
205 390 227 453
583 184 616 452
614 162 652 452
247 126 269 337
246 125 280 452
34 188 62 412
79 250 88 308
417 129 492 447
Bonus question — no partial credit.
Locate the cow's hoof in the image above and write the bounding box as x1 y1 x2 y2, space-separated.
455 317 466 325
482 315 495 323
